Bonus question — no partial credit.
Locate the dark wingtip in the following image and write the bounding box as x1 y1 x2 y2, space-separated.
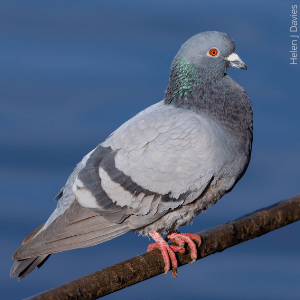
10 255 51 281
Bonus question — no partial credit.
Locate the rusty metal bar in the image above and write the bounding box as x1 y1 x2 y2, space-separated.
25 194 300 300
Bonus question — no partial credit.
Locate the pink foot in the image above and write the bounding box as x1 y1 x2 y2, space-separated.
148 231 184 277
168 232 201 263
147 231 201 277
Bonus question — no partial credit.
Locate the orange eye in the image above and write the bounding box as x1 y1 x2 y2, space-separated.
209 48 218 56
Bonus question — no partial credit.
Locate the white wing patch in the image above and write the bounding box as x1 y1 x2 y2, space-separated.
99 166 156 215
99 166 135 207
72 178 100 209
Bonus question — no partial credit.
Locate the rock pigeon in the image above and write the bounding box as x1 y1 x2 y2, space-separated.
10 31 252 280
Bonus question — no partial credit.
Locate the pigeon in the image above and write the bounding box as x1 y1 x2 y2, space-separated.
10 31 252 280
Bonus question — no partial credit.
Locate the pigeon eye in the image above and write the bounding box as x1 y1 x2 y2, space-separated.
206 47 220 57
209 48 218 56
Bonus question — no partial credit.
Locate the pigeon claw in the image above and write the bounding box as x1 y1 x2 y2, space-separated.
168 232 201 264
148 231 201 277
148 231 184 277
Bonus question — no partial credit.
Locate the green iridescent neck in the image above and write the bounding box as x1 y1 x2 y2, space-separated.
164 55 202 107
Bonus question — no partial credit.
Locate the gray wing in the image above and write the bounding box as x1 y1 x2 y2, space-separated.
72 101 231 230
10 199 130 280
72 144 191 225
101 101 228 200
12 199 130 261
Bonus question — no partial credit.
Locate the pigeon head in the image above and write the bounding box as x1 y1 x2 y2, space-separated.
171 31 246 80
164 31 247 108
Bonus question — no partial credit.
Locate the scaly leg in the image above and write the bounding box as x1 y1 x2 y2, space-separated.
147 231 201 277
168 232 201 263
148 231 184 277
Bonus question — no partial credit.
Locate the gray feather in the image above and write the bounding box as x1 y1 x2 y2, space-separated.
10 255 50 281
12 200 130 260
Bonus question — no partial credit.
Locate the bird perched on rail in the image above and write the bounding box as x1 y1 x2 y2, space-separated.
10 31 252 280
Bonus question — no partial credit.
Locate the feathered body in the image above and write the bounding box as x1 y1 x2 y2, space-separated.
11 31 252 280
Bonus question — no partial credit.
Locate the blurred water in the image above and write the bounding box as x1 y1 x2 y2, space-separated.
1 1 299 299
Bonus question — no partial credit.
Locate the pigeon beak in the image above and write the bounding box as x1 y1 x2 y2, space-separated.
224 53 247 70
